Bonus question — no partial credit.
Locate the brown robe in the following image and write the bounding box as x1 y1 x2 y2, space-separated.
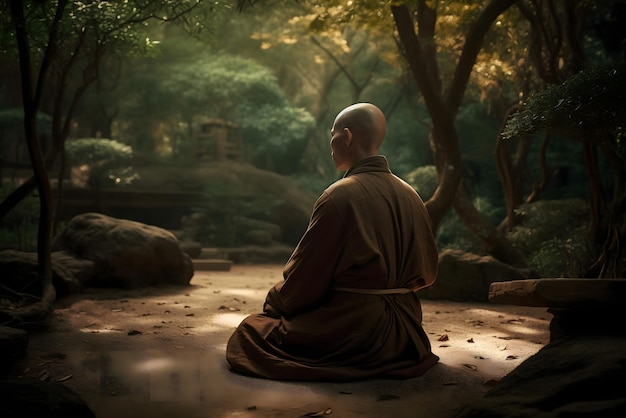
226 156 439 381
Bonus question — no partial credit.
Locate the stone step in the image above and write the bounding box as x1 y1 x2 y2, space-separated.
192 258 233 271
489 278 626 308
197 247 227 259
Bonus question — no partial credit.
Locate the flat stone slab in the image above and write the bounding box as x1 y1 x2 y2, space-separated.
198 247 227 259
489 278 626 308
192 258 233 271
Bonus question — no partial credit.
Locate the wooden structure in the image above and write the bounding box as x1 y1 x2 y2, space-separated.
194 119 242 162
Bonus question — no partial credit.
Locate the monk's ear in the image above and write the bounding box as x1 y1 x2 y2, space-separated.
344 127 353 147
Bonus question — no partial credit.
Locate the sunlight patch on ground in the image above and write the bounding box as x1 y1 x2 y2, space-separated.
132 356 175 373
79 326 119 334
221 287 264 299
211 312 249 329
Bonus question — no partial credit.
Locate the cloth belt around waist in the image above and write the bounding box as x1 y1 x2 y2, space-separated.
333 287 417 295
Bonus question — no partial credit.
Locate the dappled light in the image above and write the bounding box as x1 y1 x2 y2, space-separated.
8 265 553 417
210 312 249 330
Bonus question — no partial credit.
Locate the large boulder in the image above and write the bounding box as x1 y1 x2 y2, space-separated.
455 335 626 417
0 250 86 297
0 379 95 418
424 249 532 302
52 213 193 288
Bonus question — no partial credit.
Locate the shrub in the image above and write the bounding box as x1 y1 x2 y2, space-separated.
506 198 596 277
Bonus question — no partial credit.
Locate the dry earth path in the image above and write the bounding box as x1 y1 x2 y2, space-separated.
11 264 550 418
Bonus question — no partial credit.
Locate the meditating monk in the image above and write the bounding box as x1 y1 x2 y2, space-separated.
226 102 439 381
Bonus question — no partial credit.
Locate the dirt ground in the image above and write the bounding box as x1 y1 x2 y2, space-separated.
11 264 551 418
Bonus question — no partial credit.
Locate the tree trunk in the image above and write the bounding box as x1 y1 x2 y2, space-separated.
390 3 462 230
4 0 65 325
392 0 526 267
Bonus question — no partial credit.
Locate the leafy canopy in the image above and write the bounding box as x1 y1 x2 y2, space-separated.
502 62 626 142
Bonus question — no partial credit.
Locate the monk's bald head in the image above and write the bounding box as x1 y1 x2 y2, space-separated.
333 103 387 154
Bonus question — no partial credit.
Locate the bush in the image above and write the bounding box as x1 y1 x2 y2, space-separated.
506 198 597 277
65 138 138 188
404 165 438 200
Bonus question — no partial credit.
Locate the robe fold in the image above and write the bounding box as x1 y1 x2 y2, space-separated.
226 155 439 381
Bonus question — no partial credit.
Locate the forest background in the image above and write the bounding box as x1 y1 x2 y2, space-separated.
0 0 624 302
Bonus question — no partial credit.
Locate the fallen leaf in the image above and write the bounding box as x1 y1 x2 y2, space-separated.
52 375 73 383
467 338 474 343
506 355 519 360
438 334 449 341
463 364 478 371
439 344 450 348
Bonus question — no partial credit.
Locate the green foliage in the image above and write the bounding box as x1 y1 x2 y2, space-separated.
381 101 432 177
404 165 438 200
119 52 315 168
502 62 626 142
506 199 596 277
0 1 221 58
0 186 38 251
192 181 283 247
65 138 138 187
289 173 334 196
403 164 495 253
239 102 315 169
435 196 502 254
0 108 52 136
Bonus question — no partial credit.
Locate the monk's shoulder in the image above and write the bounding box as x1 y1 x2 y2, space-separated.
324 176 363 201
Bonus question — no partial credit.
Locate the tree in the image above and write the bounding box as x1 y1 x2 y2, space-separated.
0 0 223 325
231 2 410 178
502 62 626 277
114 52 315 172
